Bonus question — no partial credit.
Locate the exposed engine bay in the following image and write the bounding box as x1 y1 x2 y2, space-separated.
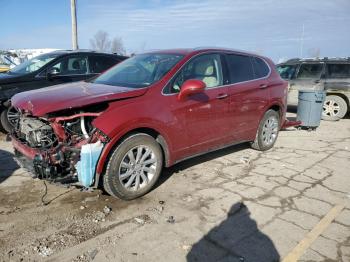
19 117 57 148
12 106 109 186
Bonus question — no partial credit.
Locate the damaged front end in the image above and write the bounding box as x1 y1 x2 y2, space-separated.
11 106 109 187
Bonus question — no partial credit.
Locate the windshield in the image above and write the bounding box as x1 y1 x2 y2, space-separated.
9 53 59 74
93 53 184 88
276 64 297 79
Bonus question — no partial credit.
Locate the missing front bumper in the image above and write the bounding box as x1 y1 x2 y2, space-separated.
11 136 77 183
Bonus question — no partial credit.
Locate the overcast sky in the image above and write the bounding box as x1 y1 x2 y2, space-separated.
1 0 349 61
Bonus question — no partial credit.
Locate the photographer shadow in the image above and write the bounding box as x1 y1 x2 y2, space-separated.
0 149 20 184
187 202 280 262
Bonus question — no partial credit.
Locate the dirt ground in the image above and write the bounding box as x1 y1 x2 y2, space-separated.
0 112 349 262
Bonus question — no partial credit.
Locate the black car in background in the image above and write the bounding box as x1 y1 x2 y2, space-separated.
0 50 127 132
277 58 350 121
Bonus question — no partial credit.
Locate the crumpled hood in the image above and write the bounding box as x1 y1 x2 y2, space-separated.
12 81 148 116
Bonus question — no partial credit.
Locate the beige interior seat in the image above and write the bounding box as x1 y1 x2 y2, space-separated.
172 56 220 92
194 59 218 88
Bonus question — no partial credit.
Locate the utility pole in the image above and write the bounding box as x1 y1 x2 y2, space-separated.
71 0 78 50
300 24 304 58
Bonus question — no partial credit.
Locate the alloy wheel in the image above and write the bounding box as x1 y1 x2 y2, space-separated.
7 106 20 127
323 100 340 118
261 116 278 147
118 145 157 191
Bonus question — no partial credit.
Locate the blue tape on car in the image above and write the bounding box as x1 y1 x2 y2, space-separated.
76 141 103 187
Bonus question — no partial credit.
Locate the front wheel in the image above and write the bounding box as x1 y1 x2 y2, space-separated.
0 106 20 133
251 109 280 151
103 133 163 200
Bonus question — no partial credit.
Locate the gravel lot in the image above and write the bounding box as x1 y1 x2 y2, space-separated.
0 112 349 262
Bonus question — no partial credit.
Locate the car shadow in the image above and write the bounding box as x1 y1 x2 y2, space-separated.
186 202 280 262
155 142 250 190
0 149 20 184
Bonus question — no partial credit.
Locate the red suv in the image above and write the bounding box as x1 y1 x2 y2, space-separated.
11 48 287 200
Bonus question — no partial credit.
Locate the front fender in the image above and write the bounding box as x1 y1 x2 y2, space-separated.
93 98 174 174
95 121 172 174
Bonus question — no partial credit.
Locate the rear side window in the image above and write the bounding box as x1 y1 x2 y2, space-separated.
252 57 270 78
297 63 323 79
89 56 118 73
327 63 350 78
226 54 254 83
277 64 297 79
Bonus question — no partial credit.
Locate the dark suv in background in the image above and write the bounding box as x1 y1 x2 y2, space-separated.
0 50 127 132
277 58 350 121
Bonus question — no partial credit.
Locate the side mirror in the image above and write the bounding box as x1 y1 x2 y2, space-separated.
177 79 206 101
47 68 60 80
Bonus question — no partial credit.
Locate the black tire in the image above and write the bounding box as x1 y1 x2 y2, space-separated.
0 110 6 133
103 133 163 200
0 108 13 133
322 95 348 121
251 109 280 151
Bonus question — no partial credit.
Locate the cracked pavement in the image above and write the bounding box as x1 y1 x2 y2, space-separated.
0 112 349 262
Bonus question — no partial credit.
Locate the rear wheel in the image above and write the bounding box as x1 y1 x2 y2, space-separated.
322 95 348 121
251 109 280 151
103 133 163 200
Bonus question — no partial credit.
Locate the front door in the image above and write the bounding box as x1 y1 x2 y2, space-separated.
39 55 91 87
164 53 232 158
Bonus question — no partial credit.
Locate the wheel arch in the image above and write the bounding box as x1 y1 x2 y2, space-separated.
268 104 281 114
0 99 10 110
96 126 171 177
266 103 285 126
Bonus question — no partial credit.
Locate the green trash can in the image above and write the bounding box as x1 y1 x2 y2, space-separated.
296 90 326 129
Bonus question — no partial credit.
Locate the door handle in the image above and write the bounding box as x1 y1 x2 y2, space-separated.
216 93 228 99
259 84 268 89
314 80 320 84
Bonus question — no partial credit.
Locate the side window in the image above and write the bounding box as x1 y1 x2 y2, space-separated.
226 54 254 84
297 63 323 79
89 56 118 73
169 54 223 93
252 57 270 78
327 64 350 78
277 64 297 79
48 56 88 75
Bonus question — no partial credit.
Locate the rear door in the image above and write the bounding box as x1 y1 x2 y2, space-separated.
288 62 325 105
325 63 350 92
88 55 121 79
224 53 270 141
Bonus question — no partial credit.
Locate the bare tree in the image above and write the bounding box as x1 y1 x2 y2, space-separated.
90 30 111 52
90 30 126 54
110 37 126 55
